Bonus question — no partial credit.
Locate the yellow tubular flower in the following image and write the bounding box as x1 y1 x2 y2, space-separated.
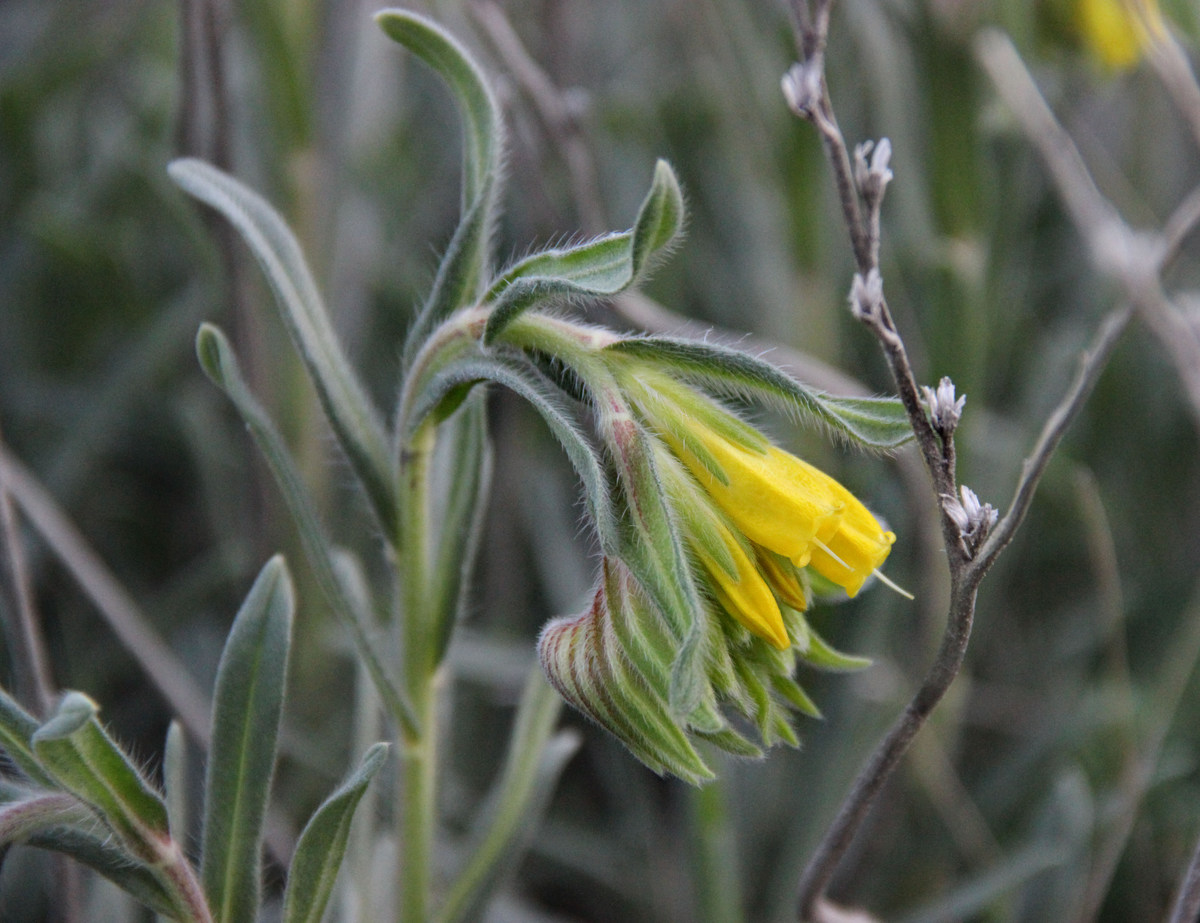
755 549 810 612
676 419 894 597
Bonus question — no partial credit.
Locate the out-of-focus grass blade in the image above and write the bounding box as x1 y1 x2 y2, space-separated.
200 556 293 923
282 742 389 923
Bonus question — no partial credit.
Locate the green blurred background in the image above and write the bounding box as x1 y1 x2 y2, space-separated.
2 0 1199 919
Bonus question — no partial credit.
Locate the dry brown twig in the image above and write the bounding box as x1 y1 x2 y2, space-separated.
974 26 1200 923
783 1 1139 918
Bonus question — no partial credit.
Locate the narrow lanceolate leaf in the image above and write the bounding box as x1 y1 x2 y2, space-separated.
31 692 170 864
428 396 493 665
605 337 914 449
201 556 294 923
483 160 685 343
0 687 53 785
376 9 504 362
282 743 389 923
196 323 416 738
438 671 577 923
168 158 398 535
406 353 617 556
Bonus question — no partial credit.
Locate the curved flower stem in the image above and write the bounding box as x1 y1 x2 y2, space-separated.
976 305 1131 571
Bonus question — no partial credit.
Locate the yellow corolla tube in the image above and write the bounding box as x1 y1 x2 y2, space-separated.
695 518 790 650
808 479 896 597
671 428 844 564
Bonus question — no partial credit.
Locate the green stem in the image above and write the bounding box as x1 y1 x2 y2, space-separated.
688 773 745 923
399 668 443 923
397 419 440 923
158 841 214 923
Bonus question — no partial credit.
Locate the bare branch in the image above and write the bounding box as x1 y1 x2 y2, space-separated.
1146 28 1200 156
1161 183 1200 271
975 305 1132 574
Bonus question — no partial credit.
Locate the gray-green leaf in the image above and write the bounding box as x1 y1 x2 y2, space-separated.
169 158 398 536
282 743 389 923
32 692 170 864
483 160 685 343
196 323 416 738
606 336 913 449
0 687 53 785
406 353 618 556
376 9 505 363
201 556 294 923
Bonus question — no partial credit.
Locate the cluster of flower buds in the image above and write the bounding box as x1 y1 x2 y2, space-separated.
535 346 898 782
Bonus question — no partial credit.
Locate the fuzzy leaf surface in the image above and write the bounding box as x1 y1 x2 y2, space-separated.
31 693 169 864
484 160 684 342
169 158 397 535
376 9 504 362
196 323 416 736
26 823 182 916
282 743 389 923
406 353 617 555
0 687 53 785
201 556 294 923
606 337 913 449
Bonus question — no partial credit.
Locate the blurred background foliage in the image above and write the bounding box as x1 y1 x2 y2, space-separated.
2 0 1199 920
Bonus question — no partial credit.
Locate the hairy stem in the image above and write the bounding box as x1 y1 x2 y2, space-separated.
398 420 440 923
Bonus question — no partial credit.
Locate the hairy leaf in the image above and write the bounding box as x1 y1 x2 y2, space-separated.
376 10 505 362
201 556 294 923
484 160 684 342
169 158 397 534
282 743 389 923
606 336 913 449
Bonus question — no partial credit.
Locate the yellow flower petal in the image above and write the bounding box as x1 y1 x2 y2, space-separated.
670 428 843 563
807 483 895 597
1077 0 1164 69
696 522 789 650
756 548 810 612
